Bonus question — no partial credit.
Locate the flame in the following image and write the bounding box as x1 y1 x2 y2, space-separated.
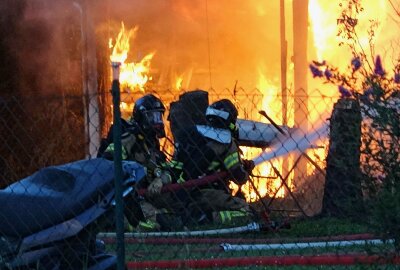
235 72 289 202
309 0 388 69
175 75 183 90
110 22 136 63
104 1 397 205
308 0 340 62
110 22 155 91
120 101 134 114
307 0 394 177
257 72 287 198
308 0 397 185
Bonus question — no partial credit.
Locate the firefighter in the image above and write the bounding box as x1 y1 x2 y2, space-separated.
99 94 180 231
167 99 256 226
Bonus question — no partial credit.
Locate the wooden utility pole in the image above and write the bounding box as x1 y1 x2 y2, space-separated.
280 0 289 182
292 0 309 181
280 0 288 126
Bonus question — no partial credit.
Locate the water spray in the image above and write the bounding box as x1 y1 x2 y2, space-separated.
252 120 328 166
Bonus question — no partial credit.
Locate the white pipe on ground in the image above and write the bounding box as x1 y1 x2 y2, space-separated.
221 239 394 251
98 222 260 238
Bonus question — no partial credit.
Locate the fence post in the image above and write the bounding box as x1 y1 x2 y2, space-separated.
111 62 125 269
322 97 363 217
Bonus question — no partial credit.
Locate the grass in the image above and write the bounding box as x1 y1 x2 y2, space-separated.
104 217 399 269
277 216 373 237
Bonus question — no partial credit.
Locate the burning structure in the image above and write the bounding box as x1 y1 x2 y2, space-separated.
0 0 399 216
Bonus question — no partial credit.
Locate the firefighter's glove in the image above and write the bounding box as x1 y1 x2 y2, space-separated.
242 159 255 175
147 177 163 196
154 168 172 184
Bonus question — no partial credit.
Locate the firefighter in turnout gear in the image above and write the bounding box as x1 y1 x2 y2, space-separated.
169 99 255 226
99 94 181 231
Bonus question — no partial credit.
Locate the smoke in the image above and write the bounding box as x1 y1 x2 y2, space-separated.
0 0 26 95
1 0 284 94
0 0 84 96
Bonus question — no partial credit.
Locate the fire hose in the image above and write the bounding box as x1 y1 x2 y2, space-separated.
126 254 400 269
136 119 328 196
136 171 228 196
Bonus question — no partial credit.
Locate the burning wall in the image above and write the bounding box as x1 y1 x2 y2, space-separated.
95 0 282 91
101 1 398 203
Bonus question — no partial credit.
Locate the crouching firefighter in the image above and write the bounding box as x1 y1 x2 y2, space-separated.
98 94 182 231
168 99 256 226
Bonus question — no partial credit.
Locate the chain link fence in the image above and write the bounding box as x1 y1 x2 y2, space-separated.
1 84 399 269
1 0 399 268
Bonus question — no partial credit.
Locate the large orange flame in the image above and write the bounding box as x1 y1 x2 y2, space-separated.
106 1 397 203
109 22 155 91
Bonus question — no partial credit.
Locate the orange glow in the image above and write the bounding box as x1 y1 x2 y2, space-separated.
234 72 290 202
307 0 392 178
309 0 388 70
120 101 134 114
257 72 286 198
109 22 155 91
104 1 397 203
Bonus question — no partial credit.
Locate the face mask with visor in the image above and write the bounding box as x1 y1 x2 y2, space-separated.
143 110 165 137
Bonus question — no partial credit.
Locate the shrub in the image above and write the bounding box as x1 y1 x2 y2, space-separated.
310 0 400 250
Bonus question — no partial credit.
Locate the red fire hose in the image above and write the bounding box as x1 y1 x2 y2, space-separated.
127 254 400 268
136 171 228 196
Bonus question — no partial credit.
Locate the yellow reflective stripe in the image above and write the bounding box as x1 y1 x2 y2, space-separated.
219 211 226 223
226 211 231 221
121 147 128 159
219 211 246 224
161 162 169 168
224 152 239 169
172 161 183 170
127 224 134 232
105 144 114 152
219 211 233 223
230 210 246 217
207 161 220 171
177 172 185 184
166 160 183 170
138 220 158 230
104 143 128 159
229 123 238 131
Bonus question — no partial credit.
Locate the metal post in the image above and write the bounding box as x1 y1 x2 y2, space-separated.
111 62 125 270
73 0 101 159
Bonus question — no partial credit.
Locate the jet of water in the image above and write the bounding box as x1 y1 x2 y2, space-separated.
252 122 329 166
